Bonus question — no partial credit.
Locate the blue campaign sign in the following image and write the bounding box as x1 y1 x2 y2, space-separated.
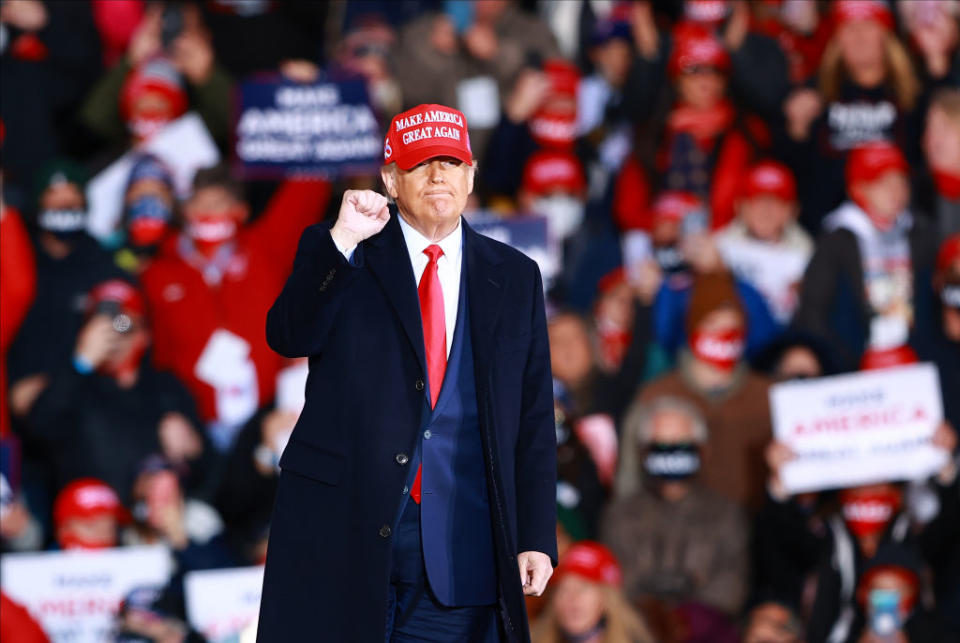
235 78 382 178
467 213 559 287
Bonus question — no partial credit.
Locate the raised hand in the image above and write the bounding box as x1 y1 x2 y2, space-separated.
330 189 390 249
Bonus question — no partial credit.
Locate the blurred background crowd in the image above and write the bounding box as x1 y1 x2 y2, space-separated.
0 0 958 642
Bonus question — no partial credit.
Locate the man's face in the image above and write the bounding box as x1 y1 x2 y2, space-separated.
40 182 85 212
548 314 594 387
677 68 726 109
183 185 247 223
58 515 118 549
923 106 960 173
775 346 822 381
854 170 910 224
381 157 474 234
553 575 606 637
650 409 696 444
592 38 633 88
740 195 796 243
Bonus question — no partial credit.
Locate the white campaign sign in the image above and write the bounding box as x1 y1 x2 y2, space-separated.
185 565 264 642
770 363 947 493
86 113 220 240
0 545 173 643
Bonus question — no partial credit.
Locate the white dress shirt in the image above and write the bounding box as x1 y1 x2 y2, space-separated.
331 214 462 357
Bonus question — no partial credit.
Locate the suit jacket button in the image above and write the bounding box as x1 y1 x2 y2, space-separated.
379 525 392 538
395 453 409 465
415 379 424 391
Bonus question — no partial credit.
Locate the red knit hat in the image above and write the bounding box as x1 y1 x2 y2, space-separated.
383 104 473 170
53 479 125 527
831 0 895 33
936 235 960 276
120 57 188 121
652 190 703 222
860 344 919 370
845 141 908 190
740 160 797 202
87 279 146 318
522 150 586 196
668 22 731 78
553 541 623 587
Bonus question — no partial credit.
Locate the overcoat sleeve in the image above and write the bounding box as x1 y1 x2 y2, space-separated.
514 267 559 564
265 222 363 358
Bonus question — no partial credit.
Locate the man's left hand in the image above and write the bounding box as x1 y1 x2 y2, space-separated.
518 551 553 596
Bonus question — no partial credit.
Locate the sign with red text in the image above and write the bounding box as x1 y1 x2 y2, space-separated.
185 565 264 642
770 363 947 493
0 546 172 643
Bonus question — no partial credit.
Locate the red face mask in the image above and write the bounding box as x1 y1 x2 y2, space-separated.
842 490 901 538
933 170 960 200
690 328 745 371
129 218 170 247
186 212 240 249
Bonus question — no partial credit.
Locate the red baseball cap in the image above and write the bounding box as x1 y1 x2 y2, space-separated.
383 104 473 170
553 541 623 587
53 479 125 527
87 279 146 318
120 57 188 121
522 150 586 196
846 141 908 189
831 0 895 33
668 22 731 78
652 190 703 222
740 160 797 202
860 344 919 371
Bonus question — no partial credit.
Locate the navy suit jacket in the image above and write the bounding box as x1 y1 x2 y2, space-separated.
257 209 557 642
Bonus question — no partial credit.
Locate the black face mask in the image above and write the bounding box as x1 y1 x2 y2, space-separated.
38 208 87 242
654 244 689 275
644 443 701 481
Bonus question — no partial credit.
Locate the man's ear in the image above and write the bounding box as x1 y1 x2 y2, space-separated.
380 165 399 199
467 161 477 196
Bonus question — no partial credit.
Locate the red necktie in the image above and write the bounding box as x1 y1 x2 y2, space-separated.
411 244 446 504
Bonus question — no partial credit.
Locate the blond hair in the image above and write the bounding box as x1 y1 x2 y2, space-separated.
819 31 919 111
531 585 655 643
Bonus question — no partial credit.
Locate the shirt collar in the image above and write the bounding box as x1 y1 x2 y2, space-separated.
397 211 462 264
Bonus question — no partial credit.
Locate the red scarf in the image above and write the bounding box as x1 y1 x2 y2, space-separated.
933 170 960 200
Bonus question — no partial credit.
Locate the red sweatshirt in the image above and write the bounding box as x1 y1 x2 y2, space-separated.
0 207 36 437
141 179 331 424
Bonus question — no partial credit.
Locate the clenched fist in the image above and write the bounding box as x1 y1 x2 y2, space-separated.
330 189 390 250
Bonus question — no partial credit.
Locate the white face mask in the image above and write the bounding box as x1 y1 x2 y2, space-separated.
532 195 585 241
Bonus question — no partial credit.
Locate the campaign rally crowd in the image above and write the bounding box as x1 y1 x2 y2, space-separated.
0 0 959 641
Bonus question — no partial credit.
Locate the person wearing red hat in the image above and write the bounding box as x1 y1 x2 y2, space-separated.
796 140 939 371
79 3 232 149
783 0 921 232
531 541 654 643
259 103 557 642
715 160 813 323
605 396 749 621
53 478 125 550
141 165 330 450
21 278 213 502
519 149 587 243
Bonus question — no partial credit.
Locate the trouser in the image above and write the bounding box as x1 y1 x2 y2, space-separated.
385 499 501 642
